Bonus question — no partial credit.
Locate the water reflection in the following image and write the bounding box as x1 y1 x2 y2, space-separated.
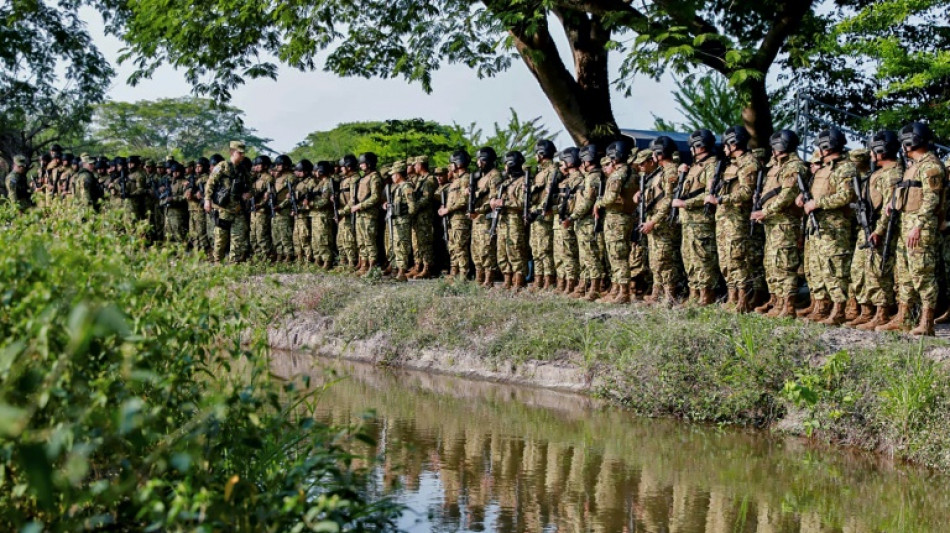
272 352 950 533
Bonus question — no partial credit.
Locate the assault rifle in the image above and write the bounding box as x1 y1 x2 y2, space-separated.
633 168 662 244
541 168 563 215
118 169 129 200
703 158 727 216
594 171 606 234
557 181 578 222
440 187 450 241
487 178 509 238
350 173 361 227
750 168 765 236
797 172 821 237
467 171 479 215
668 170 687 223
330 177 340 222
522 169 533 226
852 162 876 250
880 184 900 273
288 179 299 216
384 183 394 251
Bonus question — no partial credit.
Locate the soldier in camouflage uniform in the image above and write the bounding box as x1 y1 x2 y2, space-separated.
673 130 720 305
572 146 605 300
846 132 902 330
750 130 806 318
872 122 947 335
73 156 100 210
408 156 438 278
184 157 211 254
553 148 583 295
308 161 338 269
270 155 297 262
5 155 33 211
439 151 473 280
384 161 416 281
528 140 558 290
204 141 251 263
797 128 857 325
628 150 656 300
640 137 683 305
489 151 530 290
470 148 503 287
292 159 315 263
596 141 637 303
351 152 383 275
704 126 761 312
247 156 275 261
336 155 360 271
161 163 189 243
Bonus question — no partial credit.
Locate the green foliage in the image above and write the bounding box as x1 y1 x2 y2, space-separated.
653 74 793 133
86 97 272 161
458 108 557 166
0 204 401 530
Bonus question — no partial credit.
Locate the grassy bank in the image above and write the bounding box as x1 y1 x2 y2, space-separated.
272 273 950 472
0 204 401 531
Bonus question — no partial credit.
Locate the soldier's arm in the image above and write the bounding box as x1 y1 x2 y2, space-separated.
571 176 598 218
359 174 382 209
719 162 757 206
815 165 857 211
913 162 944 225
648 170 676 225
415 178 436 210
760 167 800 219
599 174 621 209
682 166 710 209
872 186 894 237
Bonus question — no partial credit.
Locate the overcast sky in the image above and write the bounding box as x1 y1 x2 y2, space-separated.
79 7 682 154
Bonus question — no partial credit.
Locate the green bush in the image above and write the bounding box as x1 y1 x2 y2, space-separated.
0 204 401 531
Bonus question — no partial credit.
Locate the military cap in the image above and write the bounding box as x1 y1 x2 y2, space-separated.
849 148 870 164
633 149 654 165
405 158 413 167
751 148 767 161
229 140 246 153
415 155 429 165
627 148 640 165
81 155 95 165
434 166 445 174
600 156 612 167
186 160 196 167
144 158 156 167
13 155 28 167
391 161 407 175
379 165 391 177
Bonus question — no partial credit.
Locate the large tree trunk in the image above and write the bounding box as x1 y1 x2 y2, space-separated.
742 79 774 149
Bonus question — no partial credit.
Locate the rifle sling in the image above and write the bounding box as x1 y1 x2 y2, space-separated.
758 186 783 206
895 180 922 189
644 191 665 214
681 188 705 201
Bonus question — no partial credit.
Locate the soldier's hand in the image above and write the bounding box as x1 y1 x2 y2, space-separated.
678 164 689 173
438 207 448 217
641 220 656 235
704 194 718 206
803 200 817 214
671 199 686 209
468 213 478 221
750 210 765 222
382 202 390 210
869 233 881 248
795 194 804 208
884 205 892 217
204 202 211 213
633 191 641 204
907 226 921 249
561 219 572 228
184 191 193 201
350 205 360 213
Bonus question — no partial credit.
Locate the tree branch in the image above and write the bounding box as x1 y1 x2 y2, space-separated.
751 0 816 72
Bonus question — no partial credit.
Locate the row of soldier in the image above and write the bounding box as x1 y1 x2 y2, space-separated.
2 121 946 336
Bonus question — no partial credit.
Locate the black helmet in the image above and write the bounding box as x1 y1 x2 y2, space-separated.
128 155 142 166
94 159 109 171
688 129 716 150
113 156 127 167
315 161 334 176
476 147 497 167
722 126 751 150
98 155 110 165
274 154 293 168
900 121 932 150
50 143 63 153
358 152 378 169
649 136 677 158
209 154 225 166
196 156 210 168
869 130 900 159
295 159 314 174
170 163 184 174
252 155 271 168
340 154 359 170
580 145 598 163
769 130 800 153
504 151 526 175
535 139 557 160
62 154 74 164
817 127 847 153
606 140 632 162
450 150 471 168
559 147 581 168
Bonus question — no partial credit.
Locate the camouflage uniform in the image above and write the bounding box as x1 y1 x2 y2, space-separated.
850 162 901 309
758 153 806 302
716 151 760 293
293 176 314 262
529 160 558 280
249 171 274 259
596 162 637 288
205 160 250 263
679 155 720 296
389 179 416 271
643 161 683 299
444 172 473 275
806 154 857 305
573 166 604 283
493 173 529 279
309 175 337 266
472 168 502 277
352 170 383 265
411 165 438 270
5 160 32 211
337 173 359 268
271 172 296 260
163 176 189 243
74 167 99 209
554 169 583 284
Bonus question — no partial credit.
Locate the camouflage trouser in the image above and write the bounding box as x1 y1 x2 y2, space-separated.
472 217 496 271
554 219 580 280
392 218 413 269
575 217 603 281
189 209 210 251
750 223 767 291
150 203 165 241
447 215 471 273
849 239 895 307
337 218 358 267
895 220 938 307
681 223 718 291
715 216 752 290
206 213 215 246
629 240 648 280
938 233 950 304
763 222 800 298
411 213 435 265
293 213 312 261
529 218 555 277
648 230 680 289
310 212 335 264
605 213 634 284
212 211 249 263
250 211 273 259
355 213 378 262
806 228 853 304
496 213 528 276
272 212 294 259
164 208 188 243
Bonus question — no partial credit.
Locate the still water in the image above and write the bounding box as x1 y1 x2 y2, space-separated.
274 353 950 533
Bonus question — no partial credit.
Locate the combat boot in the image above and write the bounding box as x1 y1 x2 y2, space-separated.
474 270 483 286
796 298 815 318
735 288 751 314
406 264 421 278
699 288 715 306
644 284 662 304
356 258 367 275
513 273 527 291
564 278 578 296
911 307 936 336
766 297 785 318
819 301 846 326
361 261 377 277
775 296 796 318
502 273 513 290
544 275 556 291
804 299 830 322
628 281 641 302
570 279 587 299
722 288 738 311
754 295 775 314
614 283 631 304
482 270 495 288
415 262 432 280
449 266 459 280
844 297 859 322
858 306 889 331
876 303 910 332
935 308 950 324
688 288 699 304
394 268 408 282
383 263 393 276
555 277 566 294
847 304 874 327
584 279 602 302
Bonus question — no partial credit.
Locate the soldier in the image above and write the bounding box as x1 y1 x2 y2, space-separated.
186 157 211 254
309 161 338 269
204 141 252 263
123 155 149 224
871 122 946 335
350 152 383 275
336 154 360 271
750 130 807 318
293 159 315 263
797 127 857 324
409 156 438 278
383 161 415 281
639 137 682 304
489 151 530 290
527 140 558 290
247 156 274 261
673 130 721 305
573 146 605 300
704 126 761 312
846 132 902 330
439 150 473 280
629 150 656 300
5 155 33 211
162 163 189 243
553 147 583 295
74 156 101 210
470 147 503 287
205 154 224 250
269 155 296 262
597 140 637 303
